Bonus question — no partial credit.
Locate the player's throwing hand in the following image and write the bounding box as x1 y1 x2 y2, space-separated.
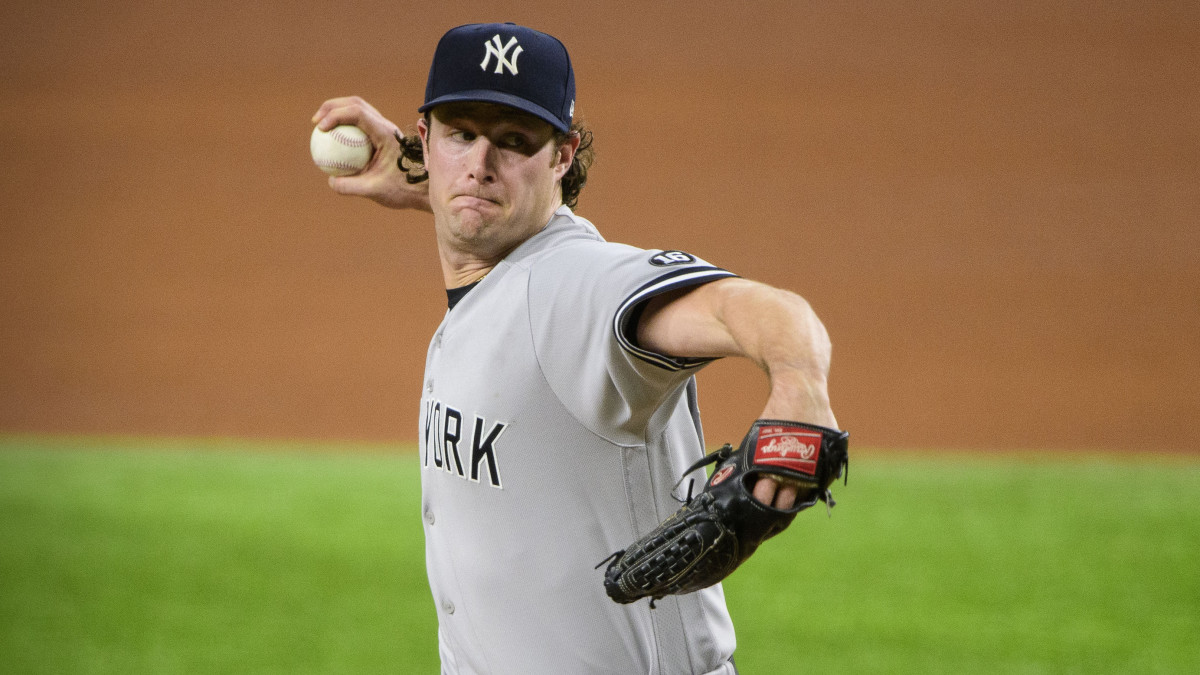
312 96 431 212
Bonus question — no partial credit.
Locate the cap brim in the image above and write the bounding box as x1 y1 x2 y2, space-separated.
419 90 569 133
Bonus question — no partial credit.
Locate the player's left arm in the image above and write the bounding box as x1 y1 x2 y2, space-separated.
636 277 838 509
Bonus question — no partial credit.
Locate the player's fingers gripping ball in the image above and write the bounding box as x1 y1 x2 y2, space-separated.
310 124 374 176
599 419 849 606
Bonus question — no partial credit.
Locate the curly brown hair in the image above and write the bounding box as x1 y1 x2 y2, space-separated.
397 118 595 209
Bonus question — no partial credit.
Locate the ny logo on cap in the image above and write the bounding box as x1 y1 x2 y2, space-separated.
480 34 523 75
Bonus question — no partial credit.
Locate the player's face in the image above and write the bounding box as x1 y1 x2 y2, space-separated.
419 103 577 259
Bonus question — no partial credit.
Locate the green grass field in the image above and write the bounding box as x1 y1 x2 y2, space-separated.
1 436 1197 674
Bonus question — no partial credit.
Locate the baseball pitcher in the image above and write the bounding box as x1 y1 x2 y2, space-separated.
312 22 848 675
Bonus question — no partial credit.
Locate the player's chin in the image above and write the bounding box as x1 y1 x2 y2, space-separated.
446 210 507 244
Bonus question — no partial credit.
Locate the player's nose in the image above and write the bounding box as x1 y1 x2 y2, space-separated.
464 137 498 183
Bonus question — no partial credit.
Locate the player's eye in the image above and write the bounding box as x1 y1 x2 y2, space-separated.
498 133 528 149
450 130 477 142
499 131 547 156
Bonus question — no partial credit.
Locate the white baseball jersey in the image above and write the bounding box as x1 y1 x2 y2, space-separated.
418 206 739 674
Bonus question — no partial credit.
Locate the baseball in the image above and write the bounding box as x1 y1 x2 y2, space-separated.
310 124 374 176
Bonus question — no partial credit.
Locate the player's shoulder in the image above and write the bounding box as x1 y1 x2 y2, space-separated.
530 237 735 316
544 239 722 277
518 207 731 289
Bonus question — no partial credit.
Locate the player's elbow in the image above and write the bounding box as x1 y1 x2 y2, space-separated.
722 280 833 374
778 287 832 375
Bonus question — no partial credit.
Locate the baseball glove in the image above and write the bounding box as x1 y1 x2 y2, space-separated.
599 419 849 606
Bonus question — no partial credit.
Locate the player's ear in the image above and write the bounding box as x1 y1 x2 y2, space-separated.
552 132 581 177
417 118 430 149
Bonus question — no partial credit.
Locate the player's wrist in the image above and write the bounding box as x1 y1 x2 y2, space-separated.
760 391 835 430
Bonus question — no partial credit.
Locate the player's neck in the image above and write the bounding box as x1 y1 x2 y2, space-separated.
436 241 505 288
442 262 493 289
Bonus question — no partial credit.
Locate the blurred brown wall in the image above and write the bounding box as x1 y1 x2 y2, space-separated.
2 1 1197 451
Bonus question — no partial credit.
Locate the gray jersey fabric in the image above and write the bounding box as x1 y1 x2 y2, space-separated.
419 206 739 674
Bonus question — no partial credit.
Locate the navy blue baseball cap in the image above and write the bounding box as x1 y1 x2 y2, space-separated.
419 23 575 133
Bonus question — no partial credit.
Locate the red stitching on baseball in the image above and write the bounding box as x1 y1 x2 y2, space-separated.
317 160 362 171
330 129 370 147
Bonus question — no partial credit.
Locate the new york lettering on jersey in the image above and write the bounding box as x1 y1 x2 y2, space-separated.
422 397 506 489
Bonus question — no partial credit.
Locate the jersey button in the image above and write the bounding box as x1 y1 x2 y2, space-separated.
443 600 455 615
424 509 435 525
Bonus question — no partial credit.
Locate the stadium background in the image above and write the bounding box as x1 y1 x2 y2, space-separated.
2 1 1197 453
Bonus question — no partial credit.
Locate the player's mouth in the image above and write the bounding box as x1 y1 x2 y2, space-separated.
451 195 503 213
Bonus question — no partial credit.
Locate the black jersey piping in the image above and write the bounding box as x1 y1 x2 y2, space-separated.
613 266 738 371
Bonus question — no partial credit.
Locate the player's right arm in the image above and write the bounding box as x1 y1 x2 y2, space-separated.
311 96 432 212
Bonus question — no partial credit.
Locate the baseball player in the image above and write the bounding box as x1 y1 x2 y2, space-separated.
312 23 843 675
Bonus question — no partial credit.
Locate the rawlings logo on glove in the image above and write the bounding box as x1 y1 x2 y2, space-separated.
598 419 849 606
756 425 824 474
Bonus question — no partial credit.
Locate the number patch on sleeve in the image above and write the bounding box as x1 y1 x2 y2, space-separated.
649 250 696 267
